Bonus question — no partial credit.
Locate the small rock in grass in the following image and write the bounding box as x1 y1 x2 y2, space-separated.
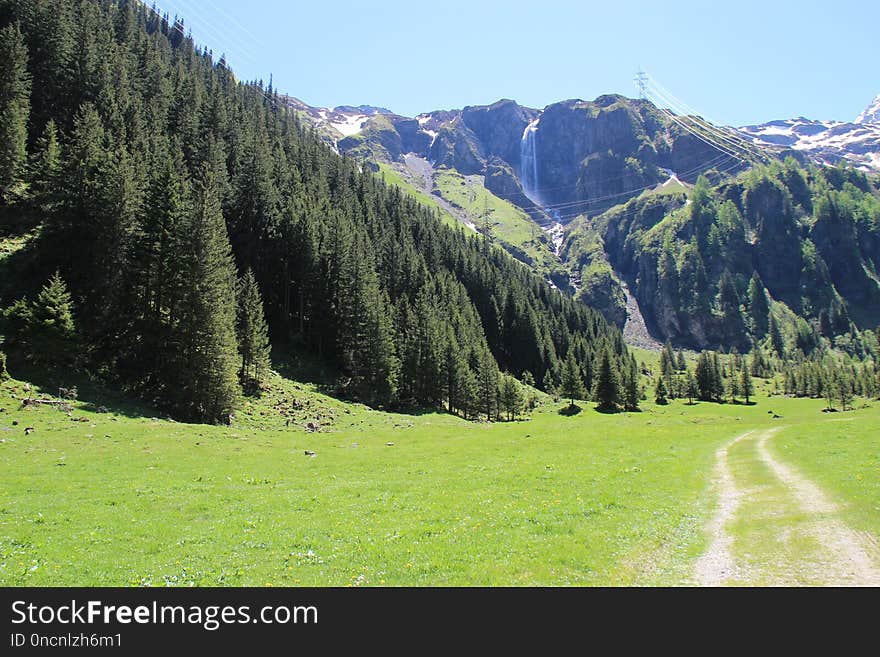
24 427 34 435
304 450 316 457
12 420 19 426
386 442 395 447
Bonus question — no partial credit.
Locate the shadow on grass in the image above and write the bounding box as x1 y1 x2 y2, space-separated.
593 405 621 415
558 403 582 416
271 343 451 418
3 357 159 421
271 343 337 389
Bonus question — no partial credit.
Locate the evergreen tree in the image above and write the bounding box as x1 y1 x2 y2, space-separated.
0 23 31 204
622 356 641 411
824 368 836 410
593 347 621 412
727 369 740 403
660 341 675 379
836 370 853 411
498 373 524 421
361 288 399 406
28 272 78 367
711 352 725 401
236 268 272 386
741 363 754 404
559 352 584 408
750 343 768 378
695 352 714 401
748 272 770 338
476 345 499 420
654 376 668 405
685 371 697 405
29 120 61 212
542 369 557 398
675 351 686 371
175 167 241 423
718 270 746 344
458 367 479 420
769 314 785 359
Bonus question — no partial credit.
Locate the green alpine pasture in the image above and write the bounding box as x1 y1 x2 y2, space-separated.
2 371 875 587
434 168 561 276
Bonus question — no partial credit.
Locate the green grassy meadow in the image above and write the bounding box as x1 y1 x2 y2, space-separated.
2 369 875 587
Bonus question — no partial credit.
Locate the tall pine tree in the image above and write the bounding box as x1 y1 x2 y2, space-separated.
593 347 621 411
175 166 241 423
559 352 585 408
236 268 271 386
0 23 31 205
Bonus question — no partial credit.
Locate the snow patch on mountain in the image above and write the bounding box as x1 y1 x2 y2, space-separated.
737 93 880 172
855 94 880 125
330 114 368 136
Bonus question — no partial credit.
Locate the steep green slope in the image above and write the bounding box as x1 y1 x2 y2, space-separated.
433 168 564 281
375 162 460 230
563 159 880 355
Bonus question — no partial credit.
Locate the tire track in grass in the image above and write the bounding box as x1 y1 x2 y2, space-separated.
692 430 755 586
756 430 880 586
694 428 880 586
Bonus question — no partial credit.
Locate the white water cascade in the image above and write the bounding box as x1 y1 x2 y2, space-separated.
520 117 565 256
520 118 541 205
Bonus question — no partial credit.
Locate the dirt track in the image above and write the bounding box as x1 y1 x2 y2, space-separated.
693 428 880 586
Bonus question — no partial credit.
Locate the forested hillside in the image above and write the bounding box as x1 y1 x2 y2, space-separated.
564 160 880 356
0 0 632 423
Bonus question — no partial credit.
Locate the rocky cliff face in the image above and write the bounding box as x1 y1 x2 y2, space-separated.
286 94 739 225
460 99 537 170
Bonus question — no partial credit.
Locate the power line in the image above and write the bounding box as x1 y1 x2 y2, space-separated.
157 0 261 67
645 81 769 164
641 73 774 164
634 68 648 100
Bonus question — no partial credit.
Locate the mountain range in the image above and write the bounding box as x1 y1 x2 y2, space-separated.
285 93 880 352
739 95 880 172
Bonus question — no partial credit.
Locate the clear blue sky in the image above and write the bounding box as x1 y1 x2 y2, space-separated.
156 0 879 125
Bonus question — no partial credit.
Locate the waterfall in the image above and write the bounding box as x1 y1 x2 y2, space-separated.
520 118 541 205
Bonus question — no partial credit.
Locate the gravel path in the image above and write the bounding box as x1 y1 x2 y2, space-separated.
755 431 880 586
693 430 754 586
693 428 880 586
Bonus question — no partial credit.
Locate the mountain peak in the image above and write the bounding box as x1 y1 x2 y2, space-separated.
855 94 880 125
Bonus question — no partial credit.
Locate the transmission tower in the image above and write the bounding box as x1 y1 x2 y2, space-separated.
634 68 648 99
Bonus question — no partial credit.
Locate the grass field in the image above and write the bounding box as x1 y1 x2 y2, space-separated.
3 368 876 587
